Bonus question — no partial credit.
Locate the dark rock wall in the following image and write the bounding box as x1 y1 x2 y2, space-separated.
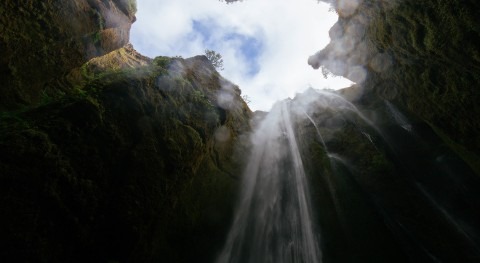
305 1 480 260
0 50 251 262
0 1 252 262
0 0 136 109
2 0 480 262
310 0 480 175
290 88 480 263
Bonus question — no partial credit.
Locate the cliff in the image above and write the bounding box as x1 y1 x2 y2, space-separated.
310 0 480 175
0 0 136 109
0 1 251 262
301 0 480 261
288 88 480 262
1 0 480 262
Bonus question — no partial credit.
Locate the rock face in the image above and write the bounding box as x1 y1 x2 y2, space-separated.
0 50 251 262
0 1 251 262
310 0 480 175
2 0 480 262
0 0 136 109
302 1 480 261
286 88 480 263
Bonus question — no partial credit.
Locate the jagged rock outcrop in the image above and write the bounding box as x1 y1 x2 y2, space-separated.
302 2 480 259
0 48 251 262
2 0 480 262
0 1 252 262
0 0 137 109
310 0 480 175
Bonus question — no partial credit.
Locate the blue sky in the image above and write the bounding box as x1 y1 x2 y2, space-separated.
191 19 263 76
130 0 353 111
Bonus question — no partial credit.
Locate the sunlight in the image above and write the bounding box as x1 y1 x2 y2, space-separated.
130 0 353 111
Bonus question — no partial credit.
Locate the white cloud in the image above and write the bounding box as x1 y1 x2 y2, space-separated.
131 0 353 111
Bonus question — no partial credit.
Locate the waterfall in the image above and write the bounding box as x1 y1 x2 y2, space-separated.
217 87 480 263
303 111 328 151
216 100 321 263
384 100 412 132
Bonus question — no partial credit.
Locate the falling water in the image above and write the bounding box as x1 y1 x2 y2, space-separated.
216 100 321 263
384 100 413 132
314 90 376 129
298 89 382 149
303 111 328 151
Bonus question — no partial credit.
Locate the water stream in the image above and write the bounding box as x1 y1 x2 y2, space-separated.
216 101 321 263
217 88 480 263
384 100 413 132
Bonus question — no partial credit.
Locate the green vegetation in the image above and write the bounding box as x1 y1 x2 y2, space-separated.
205 49 224 70
0 48 251 262
361 0 480 169
241 94 251 104
2 0 479 261
0 0 135 110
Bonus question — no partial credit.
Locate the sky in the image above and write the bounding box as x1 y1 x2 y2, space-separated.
130 0 353 111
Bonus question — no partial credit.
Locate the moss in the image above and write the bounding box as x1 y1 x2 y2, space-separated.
428 121 480 176
292 101 410 263
93 31 102 44
127 0 138 14
116 0 138 19
0 0 256 261
362 0 480 156
153 56 171 68
0 49 251 262
0 0 134 109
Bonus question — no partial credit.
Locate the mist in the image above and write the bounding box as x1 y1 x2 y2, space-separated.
131 0 354 111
